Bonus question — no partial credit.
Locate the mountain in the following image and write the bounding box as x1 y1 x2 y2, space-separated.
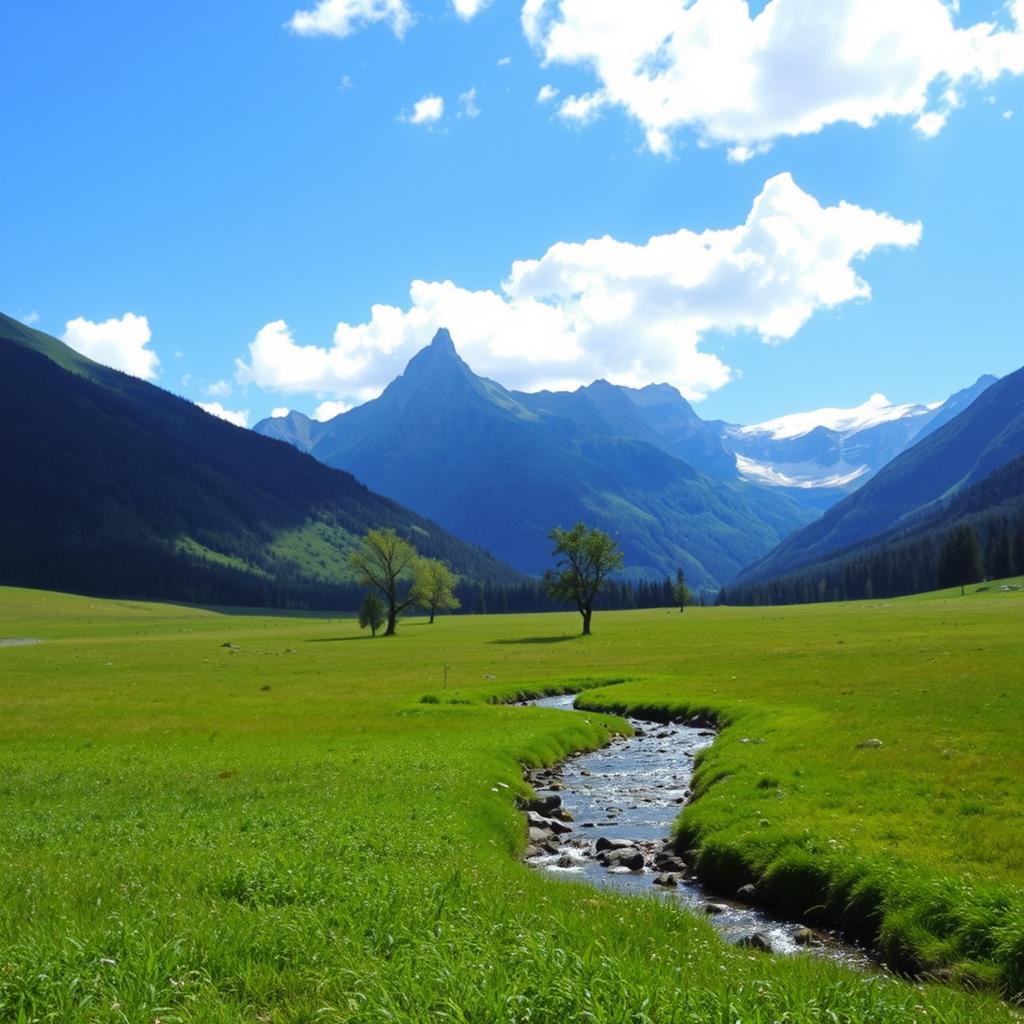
714 377 998 494
732 364 1024 587
256 329 814 590
0 314 520 607
721 452 1024 605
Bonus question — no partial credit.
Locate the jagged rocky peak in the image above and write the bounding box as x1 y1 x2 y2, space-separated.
429 326 457 353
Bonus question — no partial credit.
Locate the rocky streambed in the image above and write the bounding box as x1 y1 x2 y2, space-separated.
522 693 874 968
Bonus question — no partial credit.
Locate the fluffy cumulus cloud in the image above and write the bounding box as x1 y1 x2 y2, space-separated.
452 0 490 19
236 174 920 406
288 0 411 38
62 313 160 380
271 407 291 418
403 94 444 124
198 402 250 428
522 0 1024 154
313 400 353 421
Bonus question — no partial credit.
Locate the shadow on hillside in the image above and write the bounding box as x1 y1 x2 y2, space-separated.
489 635 578 646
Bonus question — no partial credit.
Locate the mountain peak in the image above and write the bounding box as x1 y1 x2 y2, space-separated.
429 327 457 355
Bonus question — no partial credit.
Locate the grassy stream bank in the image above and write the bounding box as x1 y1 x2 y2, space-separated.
0 584 1021 1022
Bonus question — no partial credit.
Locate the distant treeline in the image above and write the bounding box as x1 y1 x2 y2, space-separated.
720 455 1024 606
0 529 694 615
453 576 696 615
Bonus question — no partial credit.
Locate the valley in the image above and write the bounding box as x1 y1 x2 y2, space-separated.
2 582 1022 1021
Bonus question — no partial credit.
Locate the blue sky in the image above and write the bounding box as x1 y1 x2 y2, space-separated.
1 0 1021 427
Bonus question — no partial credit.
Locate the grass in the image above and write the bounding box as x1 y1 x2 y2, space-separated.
0 583 1022 1022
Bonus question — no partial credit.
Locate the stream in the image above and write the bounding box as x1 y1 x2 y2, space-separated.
523 693 875 969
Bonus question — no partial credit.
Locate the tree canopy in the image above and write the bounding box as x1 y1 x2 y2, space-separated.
348 528 421 636
542 522 624 636
358 592 385 637
414 558 460 623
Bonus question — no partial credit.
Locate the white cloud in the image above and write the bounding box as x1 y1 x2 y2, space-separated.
236 174 920 405
271 407 292 418
914 110 948 136
1005 108 1015 118
198 402 250 428
288 0 411 38
522 0 1024 155
558 90 606 124
62 313 160 380
453 0 490 19
313 400 353 421
20 310 40 326
459 87 481 118
497 56 512 66
207 378 232 398
537 83 560 103
403 94 445 124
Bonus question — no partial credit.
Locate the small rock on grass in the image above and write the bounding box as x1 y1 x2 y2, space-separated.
857 738 884 749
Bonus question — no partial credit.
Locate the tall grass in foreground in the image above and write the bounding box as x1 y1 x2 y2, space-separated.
0 584 1021 1021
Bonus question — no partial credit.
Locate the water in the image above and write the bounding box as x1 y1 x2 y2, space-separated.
524 693 875 968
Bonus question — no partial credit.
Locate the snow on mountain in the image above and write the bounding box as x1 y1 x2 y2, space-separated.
736 394 941 441
733 454 870 490
718 377 998 494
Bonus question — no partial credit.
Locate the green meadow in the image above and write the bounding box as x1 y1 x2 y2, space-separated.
0 583 1022 1023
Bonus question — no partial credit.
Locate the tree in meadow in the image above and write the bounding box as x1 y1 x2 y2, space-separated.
358 592 385 637
542 522 623 636
414 558 461 623
348 528 421 636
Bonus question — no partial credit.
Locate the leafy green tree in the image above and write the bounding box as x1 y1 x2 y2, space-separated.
542 522 624 636
348 528 420 636
357 592 385 637
414 558 461 623
937 524 983 595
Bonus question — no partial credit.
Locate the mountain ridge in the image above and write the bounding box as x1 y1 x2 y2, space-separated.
0 313 521 607
732 363 1024 587
256 328 816 589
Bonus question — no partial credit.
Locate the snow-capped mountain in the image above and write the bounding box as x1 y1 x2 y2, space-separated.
715 378 997 492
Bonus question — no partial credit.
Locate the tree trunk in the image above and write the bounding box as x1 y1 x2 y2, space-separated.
581 606 592 636
385 605 398 636
429 609 436 624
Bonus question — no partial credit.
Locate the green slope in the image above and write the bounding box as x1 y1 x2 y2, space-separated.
735 363 1024 586
0 313 521 607
257 330 814 590
722 453 1024 605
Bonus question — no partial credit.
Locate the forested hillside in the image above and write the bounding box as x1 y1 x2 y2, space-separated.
0 314 520 608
